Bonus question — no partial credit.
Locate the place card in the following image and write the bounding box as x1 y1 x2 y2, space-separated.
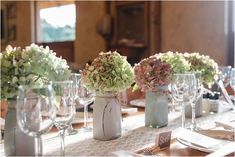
175 128 221 148
155 130 172 150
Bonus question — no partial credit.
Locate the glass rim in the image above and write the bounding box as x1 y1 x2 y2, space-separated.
70 73 80 76
18 84 52 90
51 80 73 84
173 73 196 76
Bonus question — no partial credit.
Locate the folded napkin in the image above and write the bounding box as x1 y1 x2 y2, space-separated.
197 130 234 143
174 128 221 148
215 120 235 130
206 142 235 157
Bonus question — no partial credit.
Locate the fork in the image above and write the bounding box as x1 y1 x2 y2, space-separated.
142 147 159 156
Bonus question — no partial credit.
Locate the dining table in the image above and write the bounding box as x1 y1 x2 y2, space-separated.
0 100 234 156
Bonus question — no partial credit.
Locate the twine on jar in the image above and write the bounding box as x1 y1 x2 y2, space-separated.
95 93 123 122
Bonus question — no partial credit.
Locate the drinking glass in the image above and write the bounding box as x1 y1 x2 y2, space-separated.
52 81 74 156
17 84 55 156
230 68 235 103
189 72 201 130
171 74 187 128
67 73 81 135
218 66 232 88
171 73 197 128
230 68 235 92
77 81 95 131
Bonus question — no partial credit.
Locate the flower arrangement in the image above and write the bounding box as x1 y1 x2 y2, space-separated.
1 44 71 100
81 51 134 92
134 55 172 92
156 51 190 73
183 52 218 86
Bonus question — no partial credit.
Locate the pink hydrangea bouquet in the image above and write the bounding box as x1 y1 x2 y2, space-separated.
134 55 173 92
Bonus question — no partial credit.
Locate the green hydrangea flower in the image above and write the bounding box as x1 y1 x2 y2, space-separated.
184 52 219 86
156 51 190 73
81 51 134 93
1 44 71 100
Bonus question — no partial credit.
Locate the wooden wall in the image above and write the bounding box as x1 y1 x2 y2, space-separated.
0 1 231 66
1 1 34 50
74 1 107 66
161 1 228 66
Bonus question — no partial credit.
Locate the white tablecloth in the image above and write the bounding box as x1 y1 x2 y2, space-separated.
1 104 234 156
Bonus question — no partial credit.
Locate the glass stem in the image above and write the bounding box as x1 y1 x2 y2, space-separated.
191 102 196 130
83 104 88 128
69 103 76 130
35 136 42 156
233 128 235 142
59 129 66 156
172 99 176 113
181 102 185 128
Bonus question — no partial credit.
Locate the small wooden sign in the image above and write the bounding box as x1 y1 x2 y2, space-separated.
155 130 172 150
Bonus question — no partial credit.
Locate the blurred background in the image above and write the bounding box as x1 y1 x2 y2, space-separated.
1 1 234 69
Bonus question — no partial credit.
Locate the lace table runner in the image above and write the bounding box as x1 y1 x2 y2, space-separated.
0 108 234 156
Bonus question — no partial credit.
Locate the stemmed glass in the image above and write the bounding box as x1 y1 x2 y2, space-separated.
230 68 235 101
229 68 235 141
171 73 197 128
52 81 74 156
66 73 81 135
230 68 235 92
77 80 95 131
218 66 232 88
171 73 188 128
17 84 55 156
190 72 202 130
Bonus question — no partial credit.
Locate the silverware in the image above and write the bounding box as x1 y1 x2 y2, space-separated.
215 121 235 130
112 150 142 156
142 147 159 156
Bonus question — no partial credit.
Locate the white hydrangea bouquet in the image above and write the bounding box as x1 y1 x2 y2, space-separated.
156 51 190 73
155 51 218 87
1 43 71 100
81 51 134 92
183 52 219 87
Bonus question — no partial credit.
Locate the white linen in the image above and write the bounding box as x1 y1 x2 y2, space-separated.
0 105 234 156
175 128 220 148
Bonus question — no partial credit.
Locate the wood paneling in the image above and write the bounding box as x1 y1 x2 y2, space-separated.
37 1 74 9
40 41 74 62
74 1 107 66
110 1 161 64
161 1 228 65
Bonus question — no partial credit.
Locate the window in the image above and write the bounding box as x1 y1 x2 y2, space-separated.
36 1 76 43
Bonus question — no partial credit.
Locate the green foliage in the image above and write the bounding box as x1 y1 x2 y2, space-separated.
41 19 75 42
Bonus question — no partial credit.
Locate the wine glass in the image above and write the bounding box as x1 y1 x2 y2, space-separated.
218 66 232 88
230 68 235 92
51 81 74 156
171 73 197 128
189 72 201 130
77 80 95 131
66 73 81 135
171 73 188 128
230 68 235 102
17 84 55 156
